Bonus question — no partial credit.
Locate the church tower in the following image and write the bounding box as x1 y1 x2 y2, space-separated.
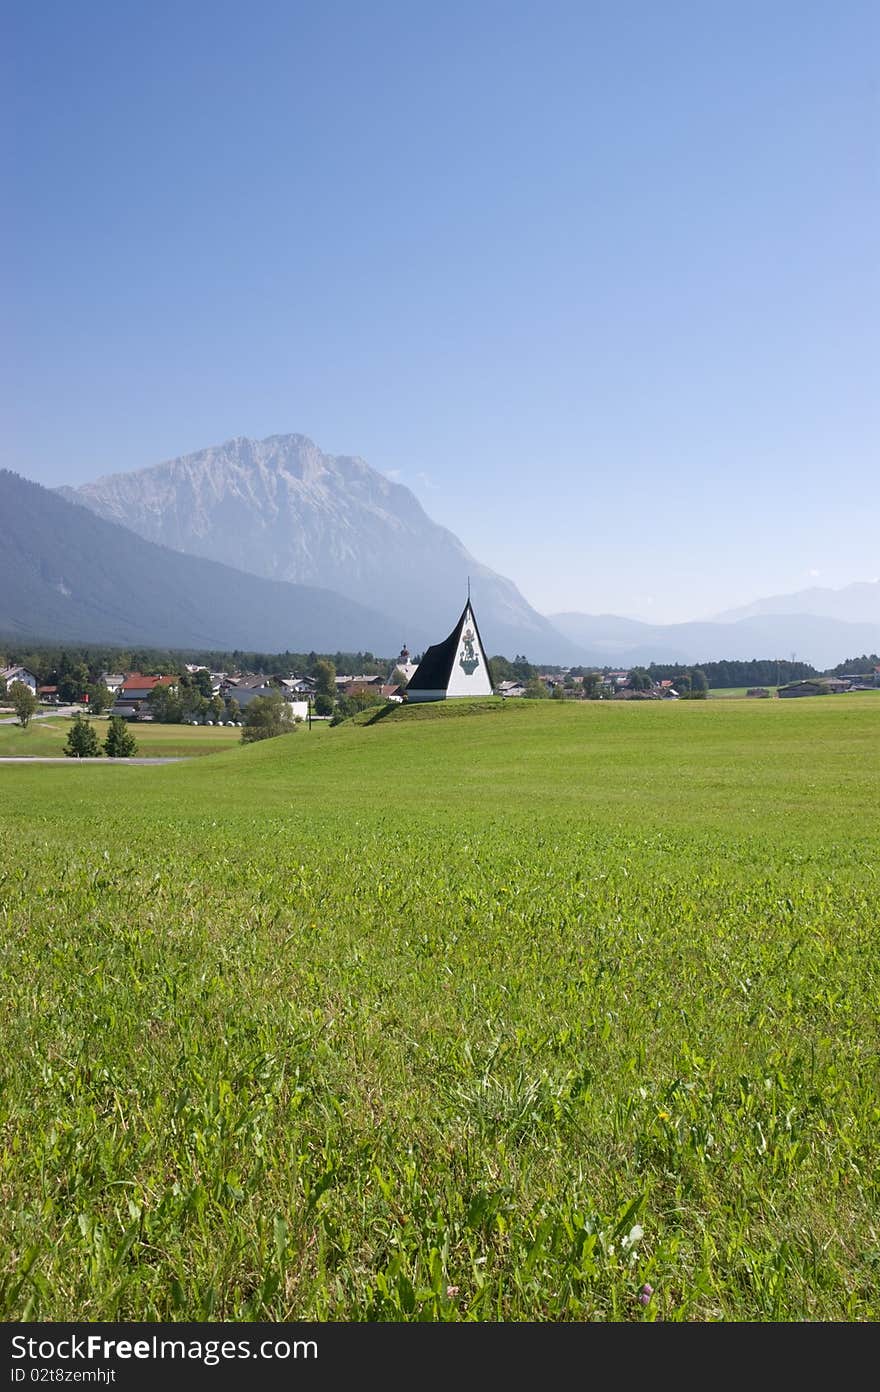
405 599 494 703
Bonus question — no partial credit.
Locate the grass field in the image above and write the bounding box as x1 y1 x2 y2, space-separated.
707 687 755 699
1 696 878 1321
0 716 246 758
708 687 880 701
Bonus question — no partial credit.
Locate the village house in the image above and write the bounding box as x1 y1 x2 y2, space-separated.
1 665 37 693
285 676 317 695
598 671 630 694
225 675 279 708
118 673 178 703
496 679 527 698
111 673 178 718
224 675 309 718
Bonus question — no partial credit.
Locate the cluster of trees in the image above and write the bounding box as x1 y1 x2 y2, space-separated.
0 642 393 685
330 689 385 725
488 654 538 681
517 667 712 699
645 659 817 688
146 671 238 724
829 653 879 677
240 692 298 743
627 666 709 696
65 714 138 758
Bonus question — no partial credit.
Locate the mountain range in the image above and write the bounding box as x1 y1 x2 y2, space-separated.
59 434 567 662
712 579 880 626
1 433 876 667
549 606 880 671
0 469 407 654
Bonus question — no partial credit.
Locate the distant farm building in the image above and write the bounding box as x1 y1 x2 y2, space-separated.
406 600 494 704
747 687 771 698
778 679 851 699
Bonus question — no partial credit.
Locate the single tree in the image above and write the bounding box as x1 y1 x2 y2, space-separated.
86 682 113 716
225 697 241 723
178 685 204 722
188 668 213 698
352 687 382 711
524 677 549 699
390 667 409 690
65 713 101 758
312 660 337 700
241 692 296 743
314 692 334 717
150 684 185 723
10 680 38 728
104 715 138 758
330 695 357 726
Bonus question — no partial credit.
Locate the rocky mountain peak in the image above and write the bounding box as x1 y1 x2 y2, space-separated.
62 434 576 661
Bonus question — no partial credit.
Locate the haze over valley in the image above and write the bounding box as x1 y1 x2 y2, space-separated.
0 433 872 668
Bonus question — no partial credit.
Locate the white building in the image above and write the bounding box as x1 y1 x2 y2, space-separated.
1 665 37 693
405 600 494 704
388 645 419 686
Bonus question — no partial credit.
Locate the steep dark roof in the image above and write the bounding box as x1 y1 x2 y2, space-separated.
406 602 494 692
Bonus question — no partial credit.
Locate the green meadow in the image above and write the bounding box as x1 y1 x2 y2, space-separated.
0 696 878 1321
0 716 244 759
707 686 754 699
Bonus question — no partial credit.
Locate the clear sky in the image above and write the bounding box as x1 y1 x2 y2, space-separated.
3 1 877 622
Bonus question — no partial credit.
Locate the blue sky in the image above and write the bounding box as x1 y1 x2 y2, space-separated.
4 1 877 622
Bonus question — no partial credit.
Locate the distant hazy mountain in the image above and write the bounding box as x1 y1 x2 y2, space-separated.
550 610 880 670
0 469 409 653
713 579 880 625
61 434 575 662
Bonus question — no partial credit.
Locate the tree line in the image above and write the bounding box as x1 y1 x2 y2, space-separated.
643 658 818 688
0 643 394 687
0 642 842 702
828 653 879 677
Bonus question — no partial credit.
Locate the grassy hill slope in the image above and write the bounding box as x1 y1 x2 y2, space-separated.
1 697 878 1320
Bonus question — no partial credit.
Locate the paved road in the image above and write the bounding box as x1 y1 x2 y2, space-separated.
0 756 185 765
0 706 81 724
